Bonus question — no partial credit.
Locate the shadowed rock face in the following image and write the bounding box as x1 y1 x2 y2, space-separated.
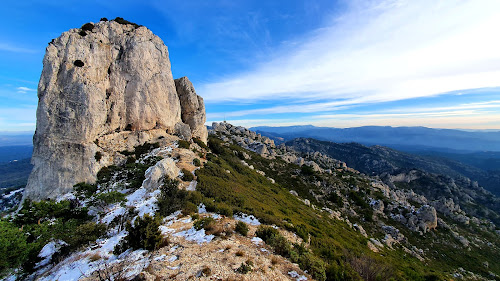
24 20 207 200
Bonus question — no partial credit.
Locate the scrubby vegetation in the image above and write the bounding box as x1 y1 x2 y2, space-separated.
192 135 458 280
181 168 194 181
119 214 163 252
177 139 190 149
235 221 249 236
0 199 105 276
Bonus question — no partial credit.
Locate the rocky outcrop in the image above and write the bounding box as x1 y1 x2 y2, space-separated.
175 77 208 143
24 19 207 200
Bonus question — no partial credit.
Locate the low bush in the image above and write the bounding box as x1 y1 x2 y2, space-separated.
193 217 215 231
74 182 98 198
181 168 194 181
193 158 201 167
193 138 208 150
177 140 190 149
236 260 253 274
122 214 162 251
235 221 249 236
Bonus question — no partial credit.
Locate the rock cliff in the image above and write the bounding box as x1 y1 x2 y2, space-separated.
24 19 207 200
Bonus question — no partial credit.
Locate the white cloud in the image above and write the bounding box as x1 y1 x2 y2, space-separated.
17 86 36 94
199 0 500 106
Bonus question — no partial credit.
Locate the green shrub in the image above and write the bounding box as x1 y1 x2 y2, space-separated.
91 191 126 210
301 165 315 176
14 199 89 226
74 182 98 198
235 221 249 236
133 142 160 158
66 222 106 249
236 260 253 274
193 158 201 167
182 201 198 215
100 17 108 21
193 138 208 150
299 253 326 281
157 178 201 216
177 140 190 149
182 168 194 181
123 214 162 251
0 220 29 272
193 217 215 231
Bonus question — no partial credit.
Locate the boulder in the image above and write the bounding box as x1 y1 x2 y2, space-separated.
142 158 180 191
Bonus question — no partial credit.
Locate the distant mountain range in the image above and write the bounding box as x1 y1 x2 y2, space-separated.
252 125 500 152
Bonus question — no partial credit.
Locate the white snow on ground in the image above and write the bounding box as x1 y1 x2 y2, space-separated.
174 227 214 244
55 192 76 202
233 213 261 225
251 237 263 245
159 225 175 235
36 240 67 269
101 206 127 225
120 250 150 279
2 188 24 199
94 230 127 257
126 188 160 218
154 254 166 261
168 255 178 262
186 180 197 191
288 270 308 281
210 213 221 219
198 203 207 214
163 210 182 223
39 256 92 281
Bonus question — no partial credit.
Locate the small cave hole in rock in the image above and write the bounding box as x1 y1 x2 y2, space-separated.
125 124 133 131
106 89 112 99
108 66 111 75
74 60 84 67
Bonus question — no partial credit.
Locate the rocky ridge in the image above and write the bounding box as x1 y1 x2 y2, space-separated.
210 122 500 278
25 19 207 200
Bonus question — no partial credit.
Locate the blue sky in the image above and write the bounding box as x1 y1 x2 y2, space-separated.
1 0 500 131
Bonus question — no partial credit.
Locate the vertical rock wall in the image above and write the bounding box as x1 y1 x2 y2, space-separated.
25 20 207 200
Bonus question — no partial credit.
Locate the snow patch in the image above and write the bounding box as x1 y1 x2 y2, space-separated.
198 203 207 214
36 240 67 269
234 213 261 225
288 270 308 281
251 237 263 245
186 180 197 191
174 227 214 244
101 206 126 225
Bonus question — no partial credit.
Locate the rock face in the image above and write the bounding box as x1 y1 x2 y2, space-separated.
175 77 208 143
25 20 207 200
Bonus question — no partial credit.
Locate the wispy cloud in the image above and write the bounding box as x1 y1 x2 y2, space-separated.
16 86 36 94
199 0 500 106
0 42 36 53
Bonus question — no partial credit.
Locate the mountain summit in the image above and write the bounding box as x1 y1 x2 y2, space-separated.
25 19 207 200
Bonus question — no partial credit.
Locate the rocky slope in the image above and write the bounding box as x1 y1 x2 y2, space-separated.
25 19 207 200
286 138 500 226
